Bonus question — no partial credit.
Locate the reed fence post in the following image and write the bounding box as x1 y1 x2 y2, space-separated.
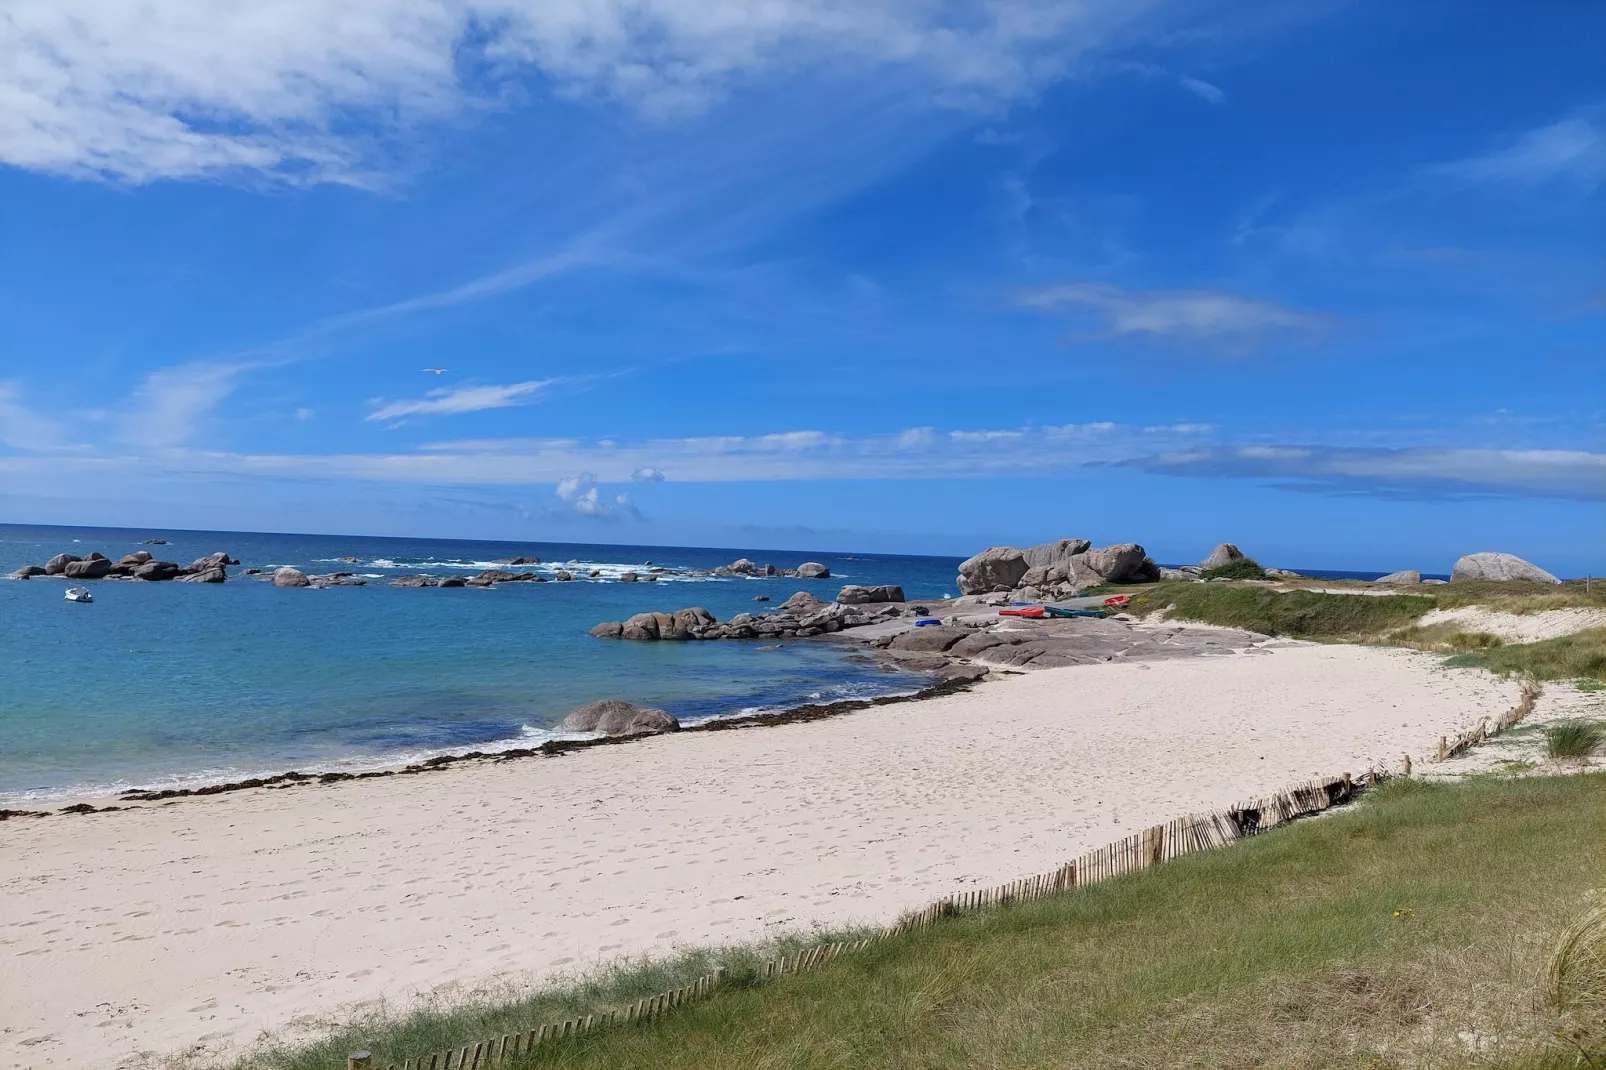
348 1051 373 1070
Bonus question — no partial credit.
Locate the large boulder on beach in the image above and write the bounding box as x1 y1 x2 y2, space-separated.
1199 543 1245 570
273 567 312 588
1451 552 1560 585
957 547 1028 594
1022 539 1092 572
133 560 181 581
1374 569 1421 585
44 553 81 575
63 554 113 579
796 561 830 579
837 584 904 605
1080 543 1157 584
557 699 679 737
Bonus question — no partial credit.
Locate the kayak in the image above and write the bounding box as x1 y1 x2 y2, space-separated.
1044 605 1106 619
1102 595 1132 608
998 606 1045 618
913 618 942 627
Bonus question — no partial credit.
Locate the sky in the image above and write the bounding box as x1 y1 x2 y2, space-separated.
0 0 1602 574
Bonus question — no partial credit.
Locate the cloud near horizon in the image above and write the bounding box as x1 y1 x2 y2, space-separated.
366 380 556 423
1014 282 1330 351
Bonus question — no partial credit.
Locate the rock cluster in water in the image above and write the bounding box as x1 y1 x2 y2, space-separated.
590 590 905 642
10 550 238 583
712 558 830 579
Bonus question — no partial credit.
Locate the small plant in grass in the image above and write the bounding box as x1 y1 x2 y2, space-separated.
1545 719 1605 760
1200 557 1268 581
1578 679 1604 693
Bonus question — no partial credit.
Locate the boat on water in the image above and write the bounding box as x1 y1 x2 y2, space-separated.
64 587 93 603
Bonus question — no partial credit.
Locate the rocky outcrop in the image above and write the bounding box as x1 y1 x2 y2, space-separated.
1199 543 1244 570
389 575 437 588
1374 570 1421 585
887 625 970 653
10 565 47 579
1451 553 1561 585
62 554 113 579
1082 543 1156 584
178 568 227 583
134 560 181 581
274 567 312 588
796 562 830 579
618 572 639 582
713 558 832 579
593 597 885 643
557 699 679 737
554 570 575 582
493 556 541 565
837 584 905 605
185 553 239 573
44 553 80 575
956 547 1028 595
437 577 467 588
113 552 152 571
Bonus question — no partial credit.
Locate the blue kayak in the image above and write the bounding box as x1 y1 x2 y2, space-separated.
1043 605 1107 619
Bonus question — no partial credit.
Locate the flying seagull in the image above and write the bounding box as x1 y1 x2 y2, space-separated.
419 368 448 374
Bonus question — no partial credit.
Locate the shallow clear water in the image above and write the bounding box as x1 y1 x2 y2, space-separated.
0 525 958 801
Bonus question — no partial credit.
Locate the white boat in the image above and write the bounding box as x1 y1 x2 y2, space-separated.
64 587 93 603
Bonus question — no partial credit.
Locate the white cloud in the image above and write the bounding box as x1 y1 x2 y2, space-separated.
366 380 555 423
0 0 1181 184
1015 282 1329 349
555 471 642 519
118 361 249 448
0 382 65 450
631 466 666 482
1177 75 1224 105
1432 116 1606 192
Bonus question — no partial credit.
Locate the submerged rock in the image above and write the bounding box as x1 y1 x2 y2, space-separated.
1451 553 1560 584
557 699 679 736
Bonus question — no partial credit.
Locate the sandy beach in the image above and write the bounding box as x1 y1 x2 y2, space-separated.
1 643 1519 1070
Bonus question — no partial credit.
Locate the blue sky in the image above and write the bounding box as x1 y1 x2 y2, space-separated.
0 0 1602 573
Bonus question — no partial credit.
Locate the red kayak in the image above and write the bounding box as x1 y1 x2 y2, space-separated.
998 606 1046 618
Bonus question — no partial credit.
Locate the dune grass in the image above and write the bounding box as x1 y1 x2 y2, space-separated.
1199 556 1268 581
1445 629 1606 682
1130 581 1436 639
1545 719 1605 760
230 774 1606 1070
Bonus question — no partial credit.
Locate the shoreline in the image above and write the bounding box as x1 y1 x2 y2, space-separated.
0 644 1520 1069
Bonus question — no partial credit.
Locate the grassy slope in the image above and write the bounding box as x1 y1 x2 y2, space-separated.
1130 581 1606 682
244 775 1606 1070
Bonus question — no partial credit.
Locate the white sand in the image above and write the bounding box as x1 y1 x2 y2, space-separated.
1414 605 1606 643
0 645 1519 1070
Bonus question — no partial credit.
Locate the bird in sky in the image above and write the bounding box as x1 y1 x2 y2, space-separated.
419 368 448 374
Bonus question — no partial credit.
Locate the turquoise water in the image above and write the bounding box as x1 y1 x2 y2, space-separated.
0 525 958 801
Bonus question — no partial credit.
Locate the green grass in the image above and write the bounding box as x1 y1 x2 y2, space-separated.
1131 581 1436 639
1444 628 1606 682
1199 556 1268 581
230 775 1606 1070
1575 679 1603 693
1546 719 1605 760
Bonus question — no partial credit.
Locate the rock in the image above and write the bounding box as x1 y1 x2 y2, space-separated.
590 621 625 638
621 612 660 640
135 560 181 581
178 568 227 583
116 552 153 568
641 573 657 581
554 570 575 582
948 632 1006 657
185 552 238 572
557 699 679 737
243 568 261 575
1199 543 1245 570
44 553 81 575
1022 539 1092 572
274 567 312 588
1085 543 1155 584
1158 567 1197 581
438 577 467 588
1264 568 1301 579
618 572 639 582
836 584 905 605
1451 552 1561 585
796 562 831 579
389 575 437 588
63 556 113 579
753 595 770 602
889 625 971 652
1422 578 1448 585
956 547 1029 595
715 558 762 576
139 539 168 545
338 556 362 563
10 565 46 579
781 591 824 613
493 556 541 565
475 570 521 583
936 664 990 684
1374 570 1421 585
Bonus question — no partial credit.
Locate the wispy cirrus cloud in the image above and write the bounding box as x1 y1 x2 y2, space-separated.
118 361 253 449
0 382 66 451
366 380 557 424
1118 445 1606 501
1430 115 1606 193
1 0 1189 186
1015 282 1330 351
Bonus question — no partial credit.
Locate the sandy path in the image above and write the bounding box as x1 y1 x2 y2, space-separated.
0 645 1516 1069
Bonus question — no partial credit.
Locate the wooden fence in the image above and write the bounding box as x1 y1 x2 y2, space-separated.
348 770 1376 1069
1434 681 1541 763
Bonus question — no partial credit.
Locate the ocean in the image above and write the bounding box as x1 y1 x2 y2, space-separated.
0 525 957 802
0 524 1439 802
